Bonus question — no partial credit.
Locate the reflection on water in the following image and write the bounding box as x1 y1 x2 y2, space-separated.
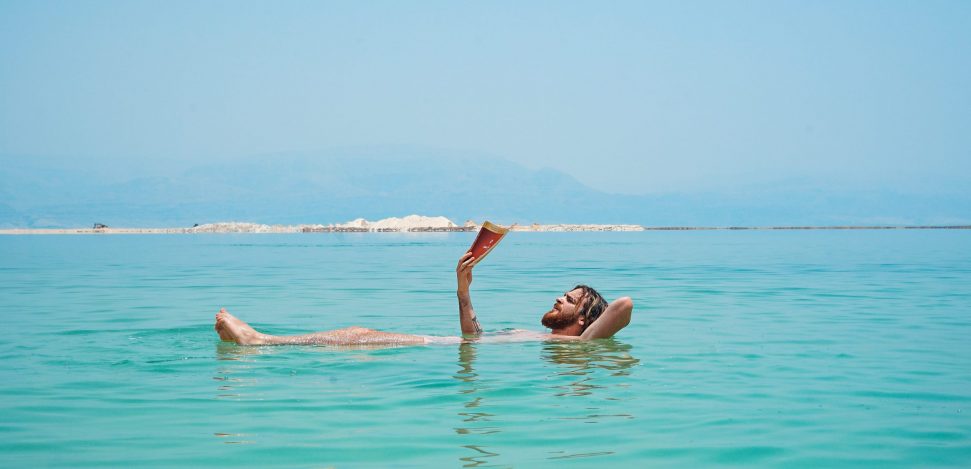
542 339 639 457
215 341 264 361
459 444 501 467
214 342 261 399
453 342 501 467
211 339 639 459
453 340 639 466
541 339 640 397
212 343 262 444
213 342 270 375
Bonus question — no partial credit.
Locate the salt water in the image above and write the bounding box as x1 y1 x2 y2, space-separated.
0 231 969 467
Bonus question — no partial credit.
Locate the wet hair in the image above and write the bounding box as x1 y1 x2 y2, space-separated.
573 284 608 332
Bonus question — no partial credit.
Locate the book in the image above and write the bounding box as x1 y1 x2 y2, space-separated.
467 221 509 266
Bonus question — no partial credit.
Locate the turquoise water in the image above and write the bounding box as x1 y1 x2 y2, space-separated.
1 231 969 467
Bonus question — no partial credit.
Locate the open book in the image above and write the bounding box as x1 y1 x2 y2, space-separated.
467 221 509 267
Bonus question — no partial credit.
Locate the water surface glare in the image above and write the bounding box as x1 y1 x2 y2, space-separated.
0 231 969 467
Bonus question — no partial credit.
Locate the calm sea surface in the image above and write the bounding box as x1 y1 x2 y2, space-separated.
0 231 969 467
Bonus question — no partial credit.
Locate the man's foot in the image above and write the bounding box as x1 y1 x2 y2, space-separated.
214 308 267 345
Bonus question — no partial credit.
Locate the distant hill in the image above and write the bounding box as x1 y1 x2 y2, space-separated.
1 150 968 228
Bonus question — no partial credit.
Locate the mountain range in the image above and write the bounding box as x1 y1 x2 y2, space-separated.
1 150 968 228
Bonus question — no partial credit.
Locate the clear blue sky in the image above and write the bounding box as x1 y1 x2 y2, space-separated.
1 1 969 195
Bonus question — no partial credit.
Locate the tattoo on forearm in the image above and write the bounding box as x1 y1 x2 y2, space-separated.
458 295 482 334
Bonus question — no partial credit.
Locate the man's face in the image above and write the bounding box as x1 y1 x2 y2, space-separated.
541 288 585 330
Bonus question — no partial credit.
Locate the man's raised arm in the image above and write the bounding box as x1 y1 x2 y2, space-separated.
580 296 633 340
456 252 482 336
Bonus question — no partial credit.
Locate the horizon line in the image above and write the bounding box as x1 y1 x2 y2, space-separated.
2 225 970 235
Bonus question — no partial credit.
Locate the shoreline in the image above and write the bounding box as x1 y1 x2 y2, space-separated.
1 224 969 235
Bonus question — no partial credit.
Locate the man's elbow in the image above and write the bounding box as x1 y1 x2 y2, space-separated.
616 296 633 326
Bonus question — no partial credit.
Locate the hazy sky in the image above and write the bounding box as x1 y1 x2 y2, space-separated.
1 1 969 194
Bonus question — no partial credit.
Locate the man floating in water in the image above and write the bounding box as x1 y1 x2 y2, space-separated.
214 252 633 345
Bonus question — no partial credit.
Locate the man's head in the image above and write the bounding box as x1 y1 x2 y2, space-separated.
541 284 608 335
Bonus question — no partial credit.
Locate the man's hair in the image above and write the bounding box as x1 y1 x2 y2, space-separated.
573 284 608 332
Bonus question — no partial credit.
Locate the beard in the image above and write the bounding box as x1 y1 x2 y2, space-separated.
541 308 578 330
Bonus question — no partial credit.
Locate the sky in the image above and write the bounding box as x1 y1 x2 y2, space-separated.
1 1 969 195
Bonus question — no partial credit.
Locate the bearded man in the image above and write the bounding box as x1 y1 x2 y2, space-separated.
215 252 633 345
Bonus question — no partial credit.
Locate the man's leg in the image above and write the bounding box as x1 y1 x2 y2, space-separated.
214 309 426 346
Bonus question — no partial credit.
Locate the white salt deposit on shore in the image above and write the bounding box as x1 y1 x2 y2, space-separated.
2 219 968 235
189 222 282 233
337 215 457 231
510 223 644 232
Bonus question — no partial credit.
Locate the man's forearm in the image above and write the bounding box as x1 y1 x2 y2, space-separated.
457 290 482 336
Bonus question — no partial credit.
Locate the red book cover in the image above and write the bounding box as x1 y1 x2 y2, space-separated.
467 221 509 266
